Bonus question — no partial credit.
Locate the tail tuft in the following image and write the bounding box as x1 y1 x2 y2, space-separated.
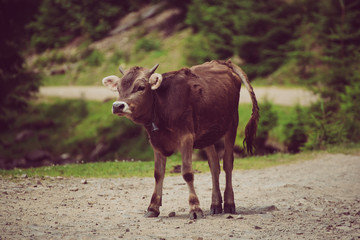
243 107 259 154
228 60 260 155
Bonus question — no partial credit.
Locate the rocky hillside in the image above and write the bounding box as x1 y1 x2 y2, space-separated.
28 2 191 86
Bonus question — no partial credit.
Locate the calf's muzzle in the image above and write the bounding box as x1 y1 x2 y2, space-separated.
112 101 131 114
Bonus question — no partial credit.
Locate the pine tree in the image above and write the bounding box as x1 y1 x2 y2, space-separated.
294 0 360 146
186 0 301 78
0 0 41 131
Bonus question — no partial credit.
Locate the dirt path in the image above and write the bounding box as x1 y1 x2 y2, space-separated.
1 154 359 239
39 86 318 106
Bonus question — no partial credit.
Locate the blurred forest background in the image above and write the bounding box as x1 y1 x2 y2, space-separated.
0 0 359 169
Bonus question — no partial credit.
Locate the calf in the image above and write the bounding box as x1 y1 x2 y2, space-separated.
102 60 259 219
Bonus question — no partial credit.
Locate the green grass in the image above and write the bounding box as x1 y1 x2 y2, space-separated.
0 153 288 178
1 145 359 178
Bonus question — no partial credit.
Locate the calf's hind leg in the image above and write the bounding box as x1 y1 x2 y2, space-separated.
223 125 237 214
204 145 222 214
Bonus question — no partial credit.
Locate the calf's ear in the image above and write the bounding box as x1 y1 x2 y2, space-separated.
102 75 120 91
149 73 163 90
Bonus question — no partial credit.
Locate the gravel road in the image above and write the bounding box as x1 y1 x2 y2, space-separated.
1 154 359 239
39 86 318 106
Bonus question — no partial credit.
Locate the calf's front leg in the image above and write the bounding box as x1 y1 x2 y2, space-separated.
144 151 166 217
180 134 203 220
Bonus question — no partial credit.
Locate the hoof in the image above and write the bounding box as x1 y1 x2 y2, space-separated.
224 203 236 214
189 209 204 220
210 204 223 215
144 209 160 218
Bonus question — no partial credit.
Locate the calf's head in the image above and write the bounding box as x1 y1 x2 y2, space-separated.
102 64 162 122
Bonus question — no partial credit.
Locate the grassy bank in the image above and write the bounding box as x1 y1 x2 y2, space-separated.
1 145 359 178
0 97 152 164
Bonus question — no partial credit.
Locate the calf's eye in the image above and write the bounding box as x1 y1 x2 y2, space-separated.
137 86 146 92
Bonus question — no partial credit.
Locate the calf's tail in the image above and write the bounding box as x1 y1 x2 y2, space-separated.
228 60 260 154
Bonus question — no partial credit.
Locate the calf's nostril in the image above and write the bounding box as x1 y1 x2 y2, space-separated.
113 102 125 110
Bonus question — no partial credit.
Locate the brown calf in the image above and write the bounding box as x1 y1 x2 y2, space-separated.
102 60 259 219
